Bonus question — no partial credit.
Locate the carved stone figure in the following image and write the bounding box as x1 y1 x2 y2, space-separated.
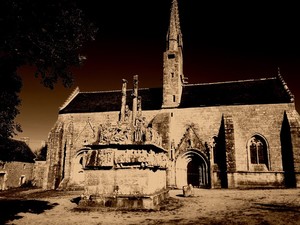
124 105 131 122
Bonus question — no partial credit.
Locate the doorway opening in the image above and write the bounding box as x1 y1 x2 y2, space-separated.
176 150 210 188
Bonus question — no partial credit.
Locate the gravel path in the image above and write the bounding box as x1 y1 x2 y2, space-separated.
1 188 300 225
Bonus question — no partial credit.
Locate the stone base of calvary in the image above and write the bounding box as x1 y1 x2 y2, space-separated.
78 144 169 209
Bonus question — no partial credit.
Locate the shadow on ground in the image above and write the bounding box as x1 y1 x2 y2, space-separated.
0 199 58 224
254 203 300 212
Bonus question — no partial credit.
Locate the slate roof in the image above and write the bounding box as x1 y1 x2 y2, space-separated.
59 77 293 114
0 138 36 163
59 88 163 114
179 77 292 108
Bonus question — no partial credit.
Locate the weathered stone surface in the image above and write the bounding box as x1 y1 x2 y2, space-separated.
183 184 194 197
78 188 169 210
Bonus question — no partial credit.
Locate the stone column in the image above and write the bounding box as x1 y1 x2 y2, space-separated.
137 96 142 118
224 115 236 173
223 115 236 188
132 75 138 124
120 79 127 122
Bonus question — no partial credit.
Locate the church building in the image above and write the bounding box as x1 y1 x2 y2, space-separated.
44 0 300 191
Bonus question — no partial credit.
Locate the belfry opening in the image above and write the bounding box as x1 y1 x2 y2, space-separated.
176 150 210 189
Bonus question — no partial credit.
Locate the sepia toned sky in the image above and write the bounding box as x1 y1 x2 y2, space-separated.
15 0 300 150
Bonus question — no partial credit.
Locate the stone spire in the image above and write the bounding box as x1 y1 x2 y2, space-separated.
162 0 186 108
167 0 183 51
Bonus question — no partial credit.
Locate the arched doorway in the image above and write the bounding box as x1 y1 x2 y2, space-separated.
175 150 210 188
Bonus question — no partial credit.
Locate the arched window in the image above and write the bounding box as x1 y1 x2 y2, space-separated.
248 135 269 170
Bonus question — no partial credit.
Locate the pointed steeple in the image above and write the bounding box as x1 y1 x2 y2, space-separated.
167 0 183 51
162 0 185 108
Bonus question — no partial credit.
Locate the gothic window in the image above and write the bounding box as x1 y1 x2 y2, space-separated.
248 135 269 169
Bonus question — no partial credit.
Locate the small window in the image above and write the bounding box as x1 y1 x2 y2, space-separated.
171 72 174 78
20 175 26 186
168 53 176 59
173 95 176 102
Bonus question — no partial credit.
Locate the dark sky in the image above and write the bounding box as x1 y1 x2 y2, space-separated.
15 0 300 150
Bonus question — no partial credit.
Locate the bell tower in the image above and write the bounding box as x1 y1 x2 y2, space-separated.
162 0 186 108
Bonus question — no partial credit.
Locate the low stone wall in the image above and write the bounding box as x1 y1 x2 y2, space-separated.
211 171 286 189
78 189 169 210
229 172 285 188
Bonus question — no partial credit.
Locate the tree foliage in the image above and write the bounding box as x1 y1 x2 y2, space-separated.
0 0 97 138
0 58 22 138
35 144 47 161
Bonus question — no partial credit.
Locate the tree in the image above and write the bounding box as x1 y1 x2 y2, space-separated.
0 0 97 138
35 144 48 161
0 59 22 139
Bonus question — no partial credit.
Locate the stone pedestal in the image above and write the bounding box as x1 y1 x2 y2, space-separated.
79 188 169 210
78 145 169 209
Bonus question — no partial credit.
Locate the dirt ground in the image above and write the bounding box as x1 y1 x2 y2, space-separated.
0 187 299 225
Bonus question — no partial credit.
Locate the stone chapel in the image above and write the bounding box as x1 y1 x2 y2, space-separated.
44 0 300 191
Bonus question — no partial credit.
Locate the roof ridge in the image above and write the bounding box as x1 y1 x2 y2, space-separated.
276 68 294 102
80 89 121 94
59 87 80 111
183 77 276 87
79 87 161 94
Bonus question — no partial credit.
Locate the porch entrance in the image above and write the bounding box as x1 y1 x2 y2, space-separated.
176 150 210 188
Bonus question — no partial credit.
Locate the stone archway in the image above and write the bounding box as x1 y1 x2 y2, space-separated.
175 150 210 188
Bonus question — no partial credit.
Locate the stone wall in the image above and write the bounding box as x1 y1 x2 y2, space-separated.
228 172 285 188
285 110 300 187
168 103 295 173
167 102 298 188
84 168 166 196
0 161 34 190
45 102 300 189
33 160 47 188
